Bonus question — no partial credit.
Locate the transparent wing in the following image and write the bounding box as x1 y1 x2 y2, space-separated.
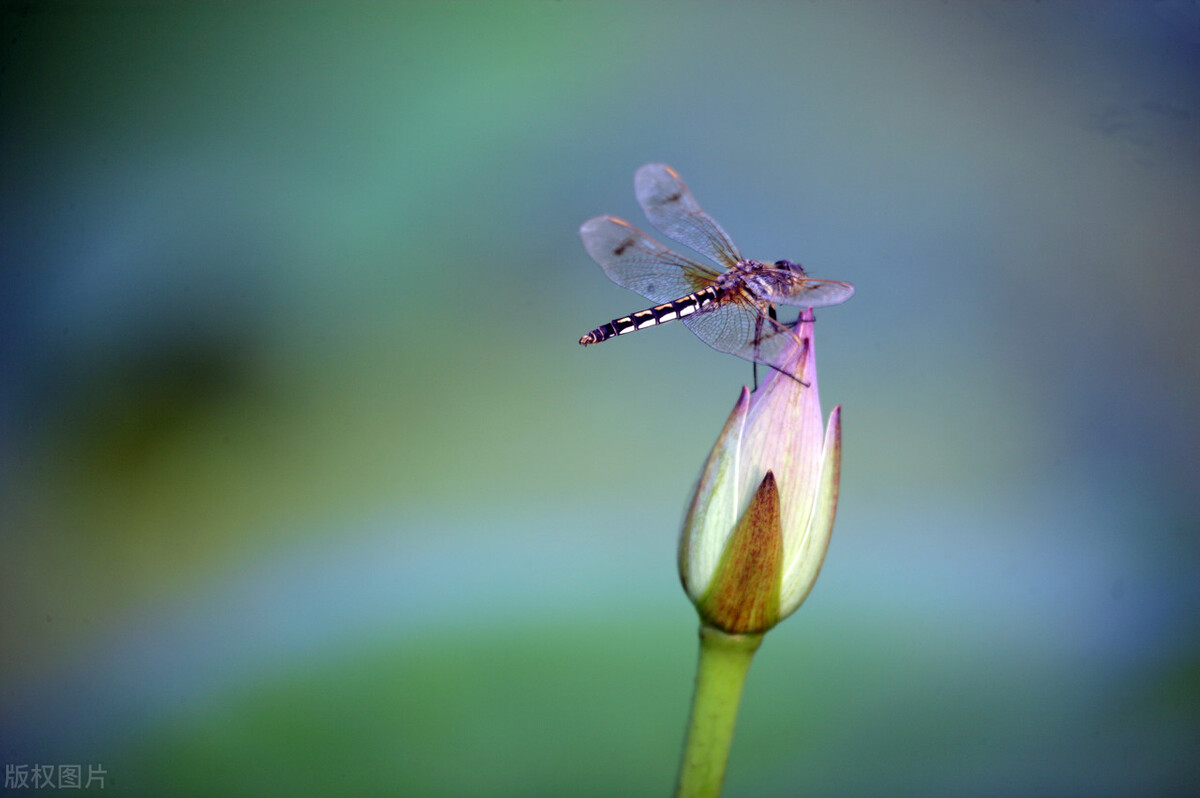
681 294 803 369
635 164 742 269
579 215 720 303
768 277 856 309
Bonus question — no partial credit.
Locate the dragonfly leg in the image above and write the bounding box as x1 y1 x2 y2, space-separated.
751 304 781 391
750 307 776 391
757 309 811 388
767 360 810 387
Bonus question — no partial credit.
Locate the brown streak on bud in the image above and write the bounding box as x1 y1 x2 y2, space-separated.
697 471 784 634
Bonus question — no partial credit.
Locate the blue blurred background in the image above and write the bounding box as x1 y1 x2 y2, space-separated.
2 2 1198 795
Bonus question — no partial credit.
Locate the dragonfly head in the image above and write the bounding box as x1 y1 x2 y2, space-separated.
773 259 807 276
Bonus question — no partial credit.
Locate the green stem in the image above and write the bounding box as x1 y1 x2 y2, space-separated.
675 625 763 798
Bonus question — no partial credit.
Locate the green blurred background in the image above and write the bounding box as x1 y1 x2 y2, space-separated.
2 2 1198 795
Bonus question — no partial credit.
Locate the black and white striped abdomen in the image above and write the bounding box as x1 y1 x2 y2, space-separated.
579 286 723 346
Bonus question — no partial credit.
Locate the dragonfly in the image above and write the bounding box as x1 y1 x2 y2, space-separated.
578 163 854 383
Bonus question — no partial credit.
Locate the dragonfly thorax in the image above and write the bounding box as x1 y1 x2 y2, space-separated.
720 259 805 300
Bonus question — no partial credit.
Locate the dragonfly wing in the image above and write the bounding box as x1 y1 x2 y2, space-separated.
579 215 719 303
681 294 802 369
770 277 856 309
635 164 742 269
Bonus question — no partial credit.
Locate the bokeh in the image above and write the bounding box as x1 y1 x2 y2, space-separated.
3 2 1198 795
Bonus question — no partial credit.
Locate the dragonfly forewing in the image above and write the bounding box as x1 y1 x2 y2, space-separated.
635 163 742 269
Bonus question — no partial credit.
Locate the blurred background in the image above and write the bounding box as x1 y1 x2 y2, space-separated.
2 2 1198 795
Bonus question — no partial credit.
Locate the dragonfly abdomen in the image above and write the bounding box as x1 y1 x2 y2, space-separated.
579 286 723 346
